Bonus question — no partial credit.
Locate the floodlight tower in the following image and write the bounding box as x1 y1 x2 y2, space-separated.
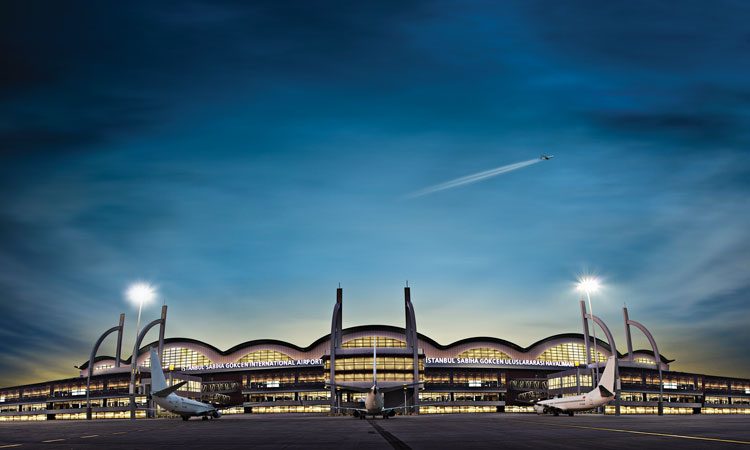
577 277 601 385
127 282 156 419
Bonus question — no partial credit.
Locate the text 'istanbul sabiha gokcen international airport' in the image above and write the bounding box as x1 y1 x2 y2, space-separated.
1 286 749 421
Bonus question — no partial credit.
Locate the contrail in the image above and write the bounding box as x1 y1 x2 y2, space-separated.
407 158 542 198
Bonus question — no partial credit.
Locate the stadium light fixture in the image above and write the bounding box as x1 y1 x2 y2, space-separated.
126 281 157 419
577 276 602 386
576 276 601 294
126 282 156 306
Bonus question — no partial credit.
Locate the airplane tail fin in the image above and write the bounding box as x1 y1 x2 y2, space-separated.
149 348 169 393
373 345 377 384
597 356 617 397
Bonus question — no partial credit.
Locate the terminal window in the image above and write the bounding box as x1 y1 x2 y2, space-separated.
537 343 606 365
342 337 407 348
238 350 292 363
457 348 511 360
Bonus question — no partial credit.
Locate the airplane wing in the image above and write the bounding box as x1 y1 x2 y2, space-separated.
379 381 425 394
151 380 188 398
332 406 369 414
325 382 372 393
382 404 421 413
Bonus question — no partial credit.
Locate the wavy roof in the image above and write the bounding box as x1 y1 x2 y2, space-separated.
80 325 671 368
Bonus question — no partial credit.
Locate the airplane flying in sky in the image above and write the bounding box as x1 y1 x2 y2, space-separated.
149 348 222 421
330 346 422 419
533 356 616 416
540 154 554 160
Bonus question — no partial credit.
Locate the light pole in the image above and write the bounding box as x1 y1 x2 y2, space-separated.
577 277 601 386
127 282 156 420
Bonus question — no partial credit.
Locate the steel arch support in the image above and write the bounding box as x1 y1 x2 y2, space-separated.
587 313 620 416
86 313 125 420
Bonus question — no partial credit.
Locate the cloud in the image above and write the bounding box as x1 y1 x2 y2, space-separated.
1 0 749 386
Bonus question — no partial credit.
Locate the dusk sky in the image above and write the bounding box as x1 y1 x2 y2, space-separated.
1 1 749 387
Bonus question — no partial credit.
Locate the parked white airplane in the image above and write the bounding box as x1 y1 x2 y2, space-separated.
149 348 221 421
330 346 422 419
534 356 616 416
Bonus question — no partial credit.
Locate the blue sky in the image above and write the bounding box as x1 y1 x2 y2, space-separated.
1 1 749 386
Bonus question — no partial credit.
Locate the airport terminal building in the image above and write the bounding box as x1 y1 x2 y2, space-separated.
1 287 749 421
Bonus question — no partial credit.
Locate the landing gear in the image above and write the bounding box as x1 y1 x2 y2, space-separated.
553 411 559 416
181 415 189 421
383 414 389 419
202 416 208 421
568 412 574 417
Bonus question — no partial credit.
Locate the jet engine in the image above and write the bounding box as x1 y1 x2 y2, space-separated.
212 411 222 418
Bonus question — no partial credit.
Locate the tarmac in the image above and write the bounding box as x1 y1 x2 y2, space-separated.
1 413 749 449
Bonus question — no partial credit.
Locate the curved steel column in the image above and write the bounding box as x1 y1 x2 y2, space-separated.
625 309 664 415
329 287 343 412
580 300 592 364
129 305 167 419
587 313 620 416
86 313 125 420
404 286 419 413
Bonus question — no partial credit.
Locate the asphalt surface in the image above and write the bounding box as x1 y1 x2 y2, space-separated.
1 413 749 449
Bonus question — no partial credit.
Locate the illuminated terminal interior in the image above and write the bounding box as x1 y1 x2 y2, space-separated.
1 287 748 420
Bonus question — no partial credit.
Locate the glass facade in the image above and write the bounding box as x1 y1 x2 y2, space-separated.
457 348 511 359
702 407 750 414
620 372 643 385
143 347 212 369
705 380 729 390
453 370 504 386
424 371 451 384
342 337 406 348
254 405 330 413
421 406 496 414
420 392 452 402
633 357 656 366
238 350 292 363
537 343 606 365
325 356 423 382
0 414 46 421
246 371 296 387
93 364 114 373
549 374 592 390
605 406 695 415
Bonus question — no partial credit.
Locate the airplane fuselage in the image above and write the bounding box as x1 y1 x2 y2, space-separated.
534 356 617 416
153 392 216 416
363 387 385 414
534 391 613 415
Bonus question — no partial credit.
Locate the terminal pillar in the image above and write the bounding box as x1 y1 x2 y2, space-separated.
579 300 593 387
86 313 125 420
583 307 621 416
404 286 420 413
129 305 168 419
623 307 664 416
329 287 343 412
